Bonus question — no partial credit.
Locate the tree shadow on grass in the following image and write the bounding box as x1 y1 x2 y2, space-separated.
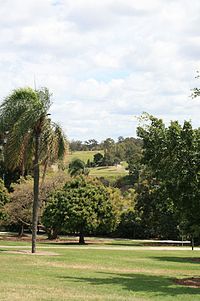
152 257 200 264
40 242 89 246
106 242 144 247
58 272 200 297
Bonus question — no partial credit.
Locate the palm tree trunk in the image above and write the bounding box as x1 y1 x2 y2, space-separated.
32 132 40 253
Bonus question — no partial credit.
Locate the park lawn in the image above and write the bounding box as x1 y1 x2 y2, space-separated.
64 150 128 181
89 165 127 181
66 151 104 164
0 239 200 301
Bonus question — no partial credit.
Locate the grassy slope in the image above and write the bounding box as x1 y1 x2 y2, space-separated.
66 151 127 180
89 166 128 181
66 151 104 164
0 237 200 301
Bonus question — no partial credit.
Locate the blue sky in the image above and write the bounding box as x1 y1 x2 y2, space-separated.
0 0 200 141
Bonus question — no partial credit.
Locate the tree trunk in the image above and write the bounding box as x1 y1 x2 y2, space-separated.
18 224 24 237
47 228 59 240
79 231 85 244
191 236 194 251
32 132 40 253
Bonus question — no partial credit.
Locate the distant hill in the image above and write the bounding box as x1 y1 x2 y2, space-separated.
66 150 104 164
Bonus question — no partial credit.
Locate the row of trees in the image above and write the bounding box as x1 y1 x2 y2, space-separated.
1 173 137 243
0 78 200 250
2 113 200 245
1 113 200 246
70 137 142 168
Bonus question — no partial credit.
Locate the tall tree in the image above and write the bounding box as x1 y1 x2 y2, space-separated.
137 114 200 245
0 87 67 253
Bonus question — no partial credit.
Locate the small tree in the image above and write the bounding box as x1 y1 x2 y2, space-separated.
4 172 67 236
68 159 89 177
93 153 104 166
42 177 116 243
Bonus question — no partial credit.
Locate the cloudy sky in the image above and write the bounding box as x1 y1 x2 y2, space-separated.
0 0 200 141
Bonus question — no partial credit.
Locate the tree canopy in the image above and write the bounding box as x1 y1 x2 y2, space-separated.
137 114 200 243
42 177 117 243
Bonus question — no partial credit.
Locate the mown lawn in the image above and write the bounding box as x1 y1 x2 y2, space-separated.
66 151 104 164
65 150 128 180
0 237 200 301
89 166 127 181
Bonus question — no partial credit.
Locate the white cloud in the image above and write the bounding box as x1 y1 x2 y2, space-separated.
0 0 200 141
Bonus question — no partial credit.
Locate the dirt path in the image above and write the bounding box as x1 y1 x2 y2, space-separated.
0 245 200 251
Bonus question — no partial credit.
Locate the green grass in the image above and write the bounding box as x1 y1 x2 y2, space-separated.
0 236 200 300
66 151 104 164
89 166 127 181
65 151 128 181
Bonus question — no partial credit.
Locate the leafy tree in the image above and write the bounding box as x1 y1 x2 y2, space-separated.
68 158 89 177
102 138 115 152
93 152 104 166
69 140 83 152
116 209 142 238
4 177 33 235
135 168 179 239
137 114 200 244
42 177 116 243
4 172 67 236
84 139 98 151
0 87 67 253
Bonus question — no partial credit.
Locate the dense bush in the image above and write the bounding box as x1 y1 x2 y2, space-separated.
42 177 118 242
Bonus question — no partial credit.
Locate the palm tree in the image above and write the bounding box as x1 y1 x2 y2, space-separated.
0 87 67 253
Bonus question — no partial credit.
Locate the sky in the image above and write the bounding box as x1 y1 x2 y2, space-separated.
0 0 200 141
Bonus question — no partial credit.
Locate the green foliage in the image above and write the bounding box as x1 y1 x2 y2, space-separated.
3 172 67 233
42 177 117 241
135 169 179 239
116 209 142 238
66 150 104 164
68 158 89 177
0 87 67 172
137 114 200 239
0 87 67 252
93 152 104 166
0 179 9 220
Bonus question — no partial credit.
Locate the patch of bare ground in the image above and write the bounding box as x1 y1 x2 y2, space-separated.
175 277 200 288
29 261 198 277
189 257 200 262
4 250 59 256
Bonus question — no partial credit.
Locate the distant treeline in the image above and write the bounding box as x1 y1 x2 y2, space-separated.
69 137 142 167
69 137 142 152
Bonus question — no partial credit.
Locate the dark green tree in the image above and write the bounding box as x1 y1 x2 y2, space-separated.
93 152 104 166
42 177 116 243
137 114 200 245
68 159 89 177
